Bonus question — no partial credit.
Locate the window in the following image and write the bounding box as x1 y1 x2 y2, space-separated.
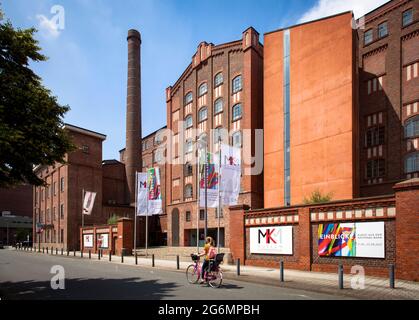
82 145 89 154
405 116 419 138
199 209 205 220
402 9 413 27
214 98 223 114
215 207 223 218
232 131 242 148
185 115 193 129
47 208 50 222
185 92 193 105
364 29 373 45
184 184 193 198
378 22 388 38
213 127 223 144
232 75 242 93
154 150 162 163
61 229 64 243
53 182 57 196
198 107 208 122
53 207 56 221
185 211 191 222
232 104 242 121
365 126 385 147
184 162 193 176
366 159 385 178
60 204 64 219
405 152 419 173
185 140 193 154
60 177 64 192
199 83 208 97
142 141 147 151
214 73 223 87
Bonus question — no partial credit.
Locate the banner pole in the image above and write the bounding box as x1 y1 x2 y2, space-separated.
134 172 137 254
204 144 208 239
81 188 84 253
196 147 200 253
146 170 149 258
217 138 221 251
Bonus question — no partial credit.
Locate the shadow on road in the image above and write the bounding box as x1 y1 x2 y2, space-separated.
0 277 180 300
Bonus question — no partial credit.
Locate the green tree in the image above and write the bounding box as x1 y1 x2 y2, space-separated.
107 214 119 225
303 189 333 205
0 16 74 187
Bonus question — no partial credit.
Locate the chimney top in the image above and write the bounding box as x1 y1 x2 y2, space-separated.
127 29 141 42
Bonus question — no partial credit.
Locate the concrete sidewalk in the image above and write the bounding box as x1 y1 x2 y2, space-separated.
14 247 419 300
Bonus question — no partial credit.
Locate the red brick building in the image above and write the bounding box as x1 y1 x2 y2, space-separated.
164 27 264 247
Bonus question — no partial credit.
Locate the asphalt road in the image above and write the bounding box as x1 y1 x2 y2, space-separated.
0 249 347 300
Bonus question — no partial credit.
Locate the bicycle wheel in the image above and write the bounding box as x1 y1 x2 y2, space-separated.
208 270 223 288
186 264 199 284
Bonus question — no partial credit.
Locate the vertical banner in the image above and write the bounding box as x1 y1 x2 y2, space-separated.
82 191 96 215
136 172 149 216
220 144 241 206
147 167 163 215
199 152 219 208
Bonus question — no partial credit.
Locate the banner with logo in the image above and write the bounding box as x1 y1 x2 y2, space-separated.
318 222 385 258
250 226 293 255
82 191 96 215
97 233 109 249
147 167 163 215
83 234 93 248
199 151 219 208
220 144 241 206
136 172 148 216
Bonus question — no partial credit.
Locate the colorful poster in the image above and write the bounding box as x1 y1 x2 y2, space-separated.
220 144 241 206
199 151 219 208
318 222 385 258
97 233 109 249
83 234 93 248
83 191 96 215
147 167 163 215
136 172 148 216
250 226 293 255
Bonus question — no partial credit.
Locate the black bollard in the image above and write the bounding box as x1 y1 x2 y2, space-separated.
81 250 83 258
51 247 53 255
43 247 45 254
56 248 58 255
280 261 284 282
135 252 138 265
89 250 91 259
121 249 124 263
237 258 241 276
61 248 63 255
46 247 49 254
177 255 180 270
98 250 101 261
73 250 76 257
152 254 155 267
389 264 395 289
109 251 112 262
338 264 344 289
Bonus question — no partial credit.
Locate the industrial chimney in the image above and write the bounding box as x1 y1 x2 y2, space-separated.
125 29 142 205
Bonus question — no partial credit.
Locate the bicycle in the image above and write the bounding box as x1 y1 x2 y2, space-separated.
186 253 224 288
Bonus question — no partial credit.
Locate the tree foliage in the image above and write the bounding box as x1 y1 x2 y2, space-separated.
0 17 74 187
303 189 333 205
107 214 119 225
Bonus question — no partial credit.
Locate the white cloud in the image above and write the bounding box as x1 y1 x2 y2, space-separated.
36 14 60 39
298 0 389 23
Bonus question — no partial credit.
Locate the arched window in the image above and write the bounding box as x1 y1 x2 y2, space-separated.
184 184 193 198
185 92 193 105
232 131 242 148
214 72 223 87
185 139 193 154
232 103 242 121
405 116 419 138
184 162 193 176
185 115 193 129
213 127 223 145
214 98 223 114
405 152 419 173
198 107 207 122
232 75 242 93
199 83 208 97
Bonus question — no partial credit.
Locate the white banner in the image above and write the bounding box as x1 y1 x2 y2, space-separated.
136 172 148 216
83 191 96 215
220 144 241 206
147 167 163 215
199 152 219 208
83 234 93 248
250 226 293 255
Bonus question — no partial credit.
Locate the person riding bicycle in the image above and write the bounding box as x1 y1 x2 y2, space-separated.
198 236 217 283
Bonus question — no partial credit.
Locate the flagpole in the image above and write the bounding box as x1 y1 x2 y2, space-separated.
217 137 221 251
204 143 208 240
134 172 137 255
146 170 149 257
81 188 84 253
196 146 200 254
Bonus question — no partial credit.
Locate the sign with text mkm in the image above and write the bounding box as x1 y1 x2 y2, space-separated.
250 226 293 255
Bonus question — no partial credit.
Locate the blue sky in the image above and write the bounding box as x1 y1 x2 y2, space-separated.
2 0 388 160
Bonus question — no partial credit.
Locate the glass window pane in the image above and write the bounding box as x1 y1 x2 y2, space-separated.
403 9 413 27
378 22 388 38
215 73 223 87
364 29 373 45
214 99 223 114
199 83 208 96
233 75 242 93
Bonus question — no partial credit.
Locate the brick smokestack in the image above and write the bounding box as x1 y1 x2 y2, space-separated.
125 29 142 205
